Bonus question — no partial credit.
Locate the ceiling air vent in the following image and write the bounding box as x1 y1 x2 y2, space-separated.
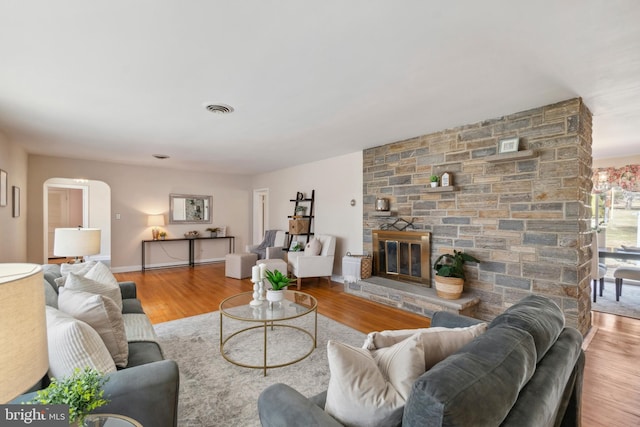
205 104 234 114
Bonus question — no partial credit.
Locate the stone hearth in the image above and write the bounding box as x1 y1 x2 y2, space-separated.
345 276 480 318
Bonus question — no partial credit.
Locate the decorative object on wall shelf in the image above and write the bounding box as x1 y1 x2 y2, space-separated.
498 136 520 153
184 230 200 238
12 186 20 217
159 231 167 240
289 240 302 252
217 226 227 237
0 169 6 207
429 174 439 187
440 172 452 187
375 197 390 211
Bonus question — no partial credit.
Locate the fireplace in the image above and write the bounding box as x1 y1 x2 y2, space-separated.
372 230 431 286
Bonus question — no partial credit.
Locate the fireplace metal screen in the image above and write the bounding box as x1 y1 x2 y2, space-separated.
372 230 431 285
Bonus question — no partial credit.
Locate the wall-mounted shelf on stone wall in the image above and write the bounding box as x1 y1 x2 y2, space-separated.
484 149 537 163
369 211 397 217
423 186 458 193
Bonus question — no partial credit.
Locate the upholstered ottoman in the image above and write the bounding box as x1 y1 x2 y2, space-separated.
225 253 258 279
256 258 288 275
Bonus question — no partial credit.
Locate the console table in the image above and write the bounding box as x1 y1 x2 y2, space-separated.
142 236 235 271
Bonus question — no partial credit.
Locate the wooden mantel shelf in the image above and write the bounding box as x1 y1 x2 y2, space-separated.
484 149 537 163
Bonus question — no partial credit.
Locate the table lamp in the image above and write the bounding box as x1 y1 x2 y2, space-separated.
54 227 102 263
147 214 165 240
0 263 48 403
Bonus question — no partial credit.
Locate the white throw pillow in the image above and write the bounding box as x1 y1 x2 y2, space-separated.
45 306 117 379
65 264 123 310
363 323 488 370
59 260 96 277
304 238 322 256
58 287 129 368
324 334 425 427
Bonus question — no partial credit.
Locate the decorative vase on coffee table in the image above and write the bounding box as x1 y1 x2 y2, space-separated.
266 289 284 303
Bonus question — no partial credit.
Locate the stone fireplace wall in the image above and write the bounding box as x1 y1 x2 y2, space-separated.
362 98 593 333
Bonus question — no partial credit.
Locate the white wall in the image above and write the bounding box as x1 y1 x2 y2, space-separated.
27 155 252 271
594 154 640 168
0 132 28 262
251 151 363 276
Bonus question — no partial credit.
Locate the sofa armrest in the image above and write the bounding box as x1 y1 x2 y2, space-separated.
118 281 137 299
12 360 179 427
430 311 483 328
258 383 344 427
98 359 179 427
246 244 259 252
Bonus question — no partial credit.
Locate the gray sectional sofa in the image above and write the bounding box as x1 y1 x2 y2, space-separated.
12 264 179 427
258 295 585 426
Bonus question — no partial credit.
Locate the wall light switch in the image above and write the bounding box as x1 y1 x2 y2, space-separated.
115 213 121 220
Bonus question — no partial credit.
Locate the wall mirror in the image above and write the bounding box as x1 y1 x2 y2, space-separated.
169 194 212 224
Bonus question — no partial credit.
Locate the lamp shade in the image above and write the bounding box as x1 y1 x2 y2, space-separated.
0 263 48 403
147 214 165 227
53 228 102 257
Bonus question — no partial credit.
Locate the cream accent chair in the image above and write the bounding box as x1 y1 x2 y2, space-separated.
246 230 287 260
287 234 336 290
591 231 607 302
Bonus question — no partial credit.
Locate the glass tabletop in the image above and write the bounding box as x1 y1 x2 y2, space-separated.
220 290 317 322
84 413 142 427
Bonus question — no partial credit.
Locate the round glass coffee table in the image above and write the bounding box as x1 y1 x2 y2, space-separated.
84 413 142 427
220 290 317 376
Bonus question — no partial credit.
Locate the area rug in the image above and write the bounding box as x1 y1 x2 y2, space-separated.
154 311 365 427
592 280 640 319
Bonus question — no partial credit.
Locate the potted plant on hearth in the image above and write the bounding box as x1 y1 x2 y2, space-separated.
29 367 109 426
433 249 480 300
430 174 439 187
264 269 293 303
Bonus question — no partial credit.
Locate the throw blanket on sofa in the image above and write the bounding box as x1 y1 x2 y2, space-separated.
253 230 279 259
124 313 160 344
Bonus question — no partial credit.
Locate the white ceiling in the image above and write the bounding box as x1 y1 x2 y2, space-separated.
1 1 640 175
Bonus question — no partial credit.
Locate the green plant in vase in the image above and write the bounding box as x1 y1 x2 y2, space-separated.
429 174 439 187
264 269 293 291
28 367 109 426
432 250 480 300
264 268 293 304
206 227 220 237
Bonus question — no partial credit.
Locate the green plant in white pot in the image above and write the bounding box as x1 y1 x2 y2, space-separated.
28 367 109 426
433 250 480 300
264 269 293 303
430 174 439 187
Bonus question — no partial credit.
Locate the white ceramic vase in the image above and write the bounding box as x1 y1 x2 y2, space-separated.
266 289 285 303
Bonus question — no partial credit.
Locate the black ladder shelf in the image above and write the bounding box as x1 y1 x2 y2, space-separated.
286 189 315 250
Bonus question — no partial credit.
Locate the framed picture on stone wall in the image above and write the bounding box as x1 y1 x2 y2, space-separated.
498 137 520 154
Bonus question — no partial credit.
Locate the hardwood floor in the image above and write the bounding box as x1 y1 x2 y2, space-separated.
115 263 640 427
